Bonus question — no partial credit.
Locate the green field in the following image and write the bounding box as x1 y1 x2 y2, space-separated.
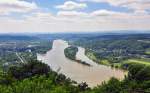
123 59 150 66
145 49 150 55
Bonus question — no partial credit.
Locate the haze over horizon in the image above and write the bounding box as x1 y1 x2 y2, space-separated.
0 0 150 33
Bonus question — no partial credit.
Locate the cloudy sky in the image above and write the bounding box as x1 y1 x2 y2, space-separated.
0 0 150 33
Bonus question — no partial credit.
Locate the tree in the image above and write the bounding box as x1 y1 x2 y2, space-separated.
7 60 50 79
135 66 150 81
128 63 145 80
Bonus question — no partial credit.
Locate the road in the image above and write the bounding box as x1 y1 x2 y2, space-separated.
16 52 25 63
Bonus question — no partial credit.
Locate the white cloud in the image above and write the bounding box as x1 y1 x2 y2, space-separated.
79 0 150 14
57 11 88 17
0 0 38 15
55 1 87 10
90 9 128 16
0 9 150 33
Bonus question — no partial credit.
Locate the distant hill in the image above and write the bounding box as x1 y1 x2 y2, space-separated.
0 35 40 41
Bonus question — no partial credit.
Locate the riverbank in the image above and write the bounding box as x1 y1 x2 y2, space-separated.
85 49 150 70
85 49 118 67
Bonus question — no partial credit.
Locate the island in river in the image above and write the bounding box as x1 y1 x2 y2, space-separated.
37 39 126 87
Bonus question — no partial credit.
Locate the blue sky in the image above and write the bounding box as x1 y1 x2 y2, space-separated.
0 0 149 33
24 0 131 14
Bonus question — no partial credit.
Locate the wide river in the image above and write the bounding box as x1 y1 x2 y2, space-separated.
37 40 126 87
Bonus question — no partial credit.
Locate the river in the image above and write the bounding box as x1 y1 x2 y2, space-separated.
37 39 126 87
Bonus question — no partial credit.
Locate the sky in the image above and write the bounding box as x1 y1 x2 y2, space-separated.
0 0 150 33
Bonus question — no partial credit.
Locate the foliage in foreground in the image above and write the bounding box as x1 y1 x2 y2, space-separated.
0 60 89 93
0 60 150 93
